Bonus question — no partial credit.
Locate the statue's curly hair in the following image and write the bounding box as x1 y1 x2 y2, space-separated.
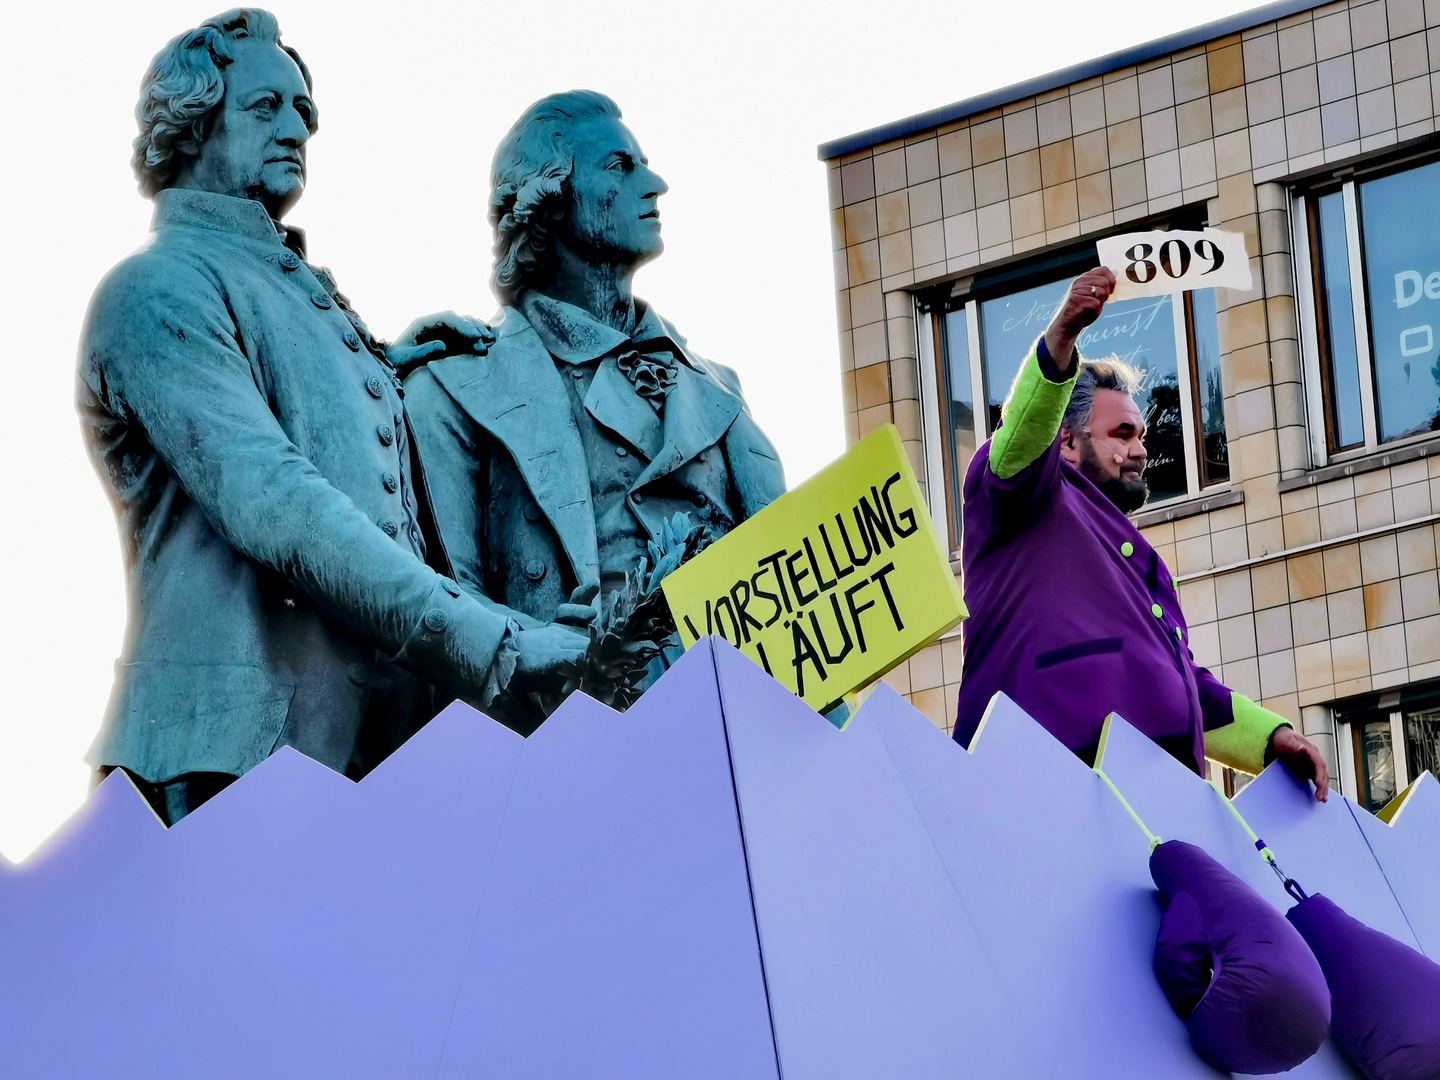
132 9 314 198
490 90 622 305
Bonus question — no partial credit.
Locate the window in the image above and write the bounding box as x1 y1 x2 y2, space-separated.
927 244 1228 546
1300 154 1440 461
1336 687 1440 812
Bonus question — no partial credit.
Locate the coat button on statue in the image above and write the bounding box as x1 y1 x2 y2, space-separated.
380 519 398 538
423 609 448 633
377 424 394 446
279 250 300 270
311 291 332 309
525 559 547 582
366 375 385 399
383 473 399 493
343 330 361 351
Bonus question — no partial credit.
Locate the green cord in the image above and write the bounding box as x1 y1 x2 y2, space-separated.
1213 782 1309 902
1095 767 1162 851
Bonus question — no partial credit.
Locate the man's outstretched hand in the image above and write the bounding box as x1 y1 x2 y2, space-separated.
1043 267 1117 376
1270 725 1331 802
387 311 495 372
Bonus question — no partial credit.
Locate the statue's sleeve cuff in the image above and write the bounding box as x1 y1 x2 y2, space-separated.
482 618 522 707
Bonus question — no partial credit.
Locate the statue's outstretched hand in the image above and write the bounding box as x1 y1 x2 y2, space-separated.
514 623 590 676
387 311 495 371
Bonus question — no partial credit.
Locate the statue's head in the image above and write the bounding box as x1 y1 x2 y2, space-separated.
491 91 669 305
133 9 317 220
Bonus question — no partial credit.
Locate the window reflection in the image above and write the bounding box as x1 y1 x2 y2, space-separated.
1314 191 1365 450
1404 708 1440 784
1190 289 1229 486
943 307 976 543
979 276 1188 504
1359 159 1440 443
1358 719 1397 812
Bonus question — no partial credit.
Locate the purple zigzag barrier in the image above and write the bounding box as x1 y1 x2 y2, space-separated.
1344 771 1440 958
434 636 776 1078
867 689 1217 1077
1 638 1436 1077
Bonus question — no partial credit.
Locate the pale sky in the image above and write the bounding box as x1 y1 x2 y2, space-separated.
0 0 1261 861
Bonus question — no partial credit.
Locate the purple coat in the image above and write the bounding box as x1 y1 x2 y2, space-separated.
954 432 1233 772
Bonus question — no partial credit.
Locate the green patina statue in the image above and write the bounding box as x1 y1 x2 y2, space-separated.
404 91 786 734
78 10 589 823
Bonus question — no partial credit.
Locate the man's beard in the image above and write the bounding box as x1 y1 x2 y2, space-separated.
1077 439 1148 513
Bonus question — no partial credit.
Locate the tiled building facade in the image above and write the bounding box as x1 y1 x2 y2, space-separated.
823 0 1440 807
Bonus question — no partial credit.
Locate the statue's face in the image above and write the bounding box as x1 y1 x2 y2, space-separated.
183 40 315 218
559 115 669 268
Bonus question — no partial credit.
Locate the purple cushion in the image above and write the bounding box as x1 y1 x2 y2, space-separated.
1150 840 1330 1074
1287 893 1440 1080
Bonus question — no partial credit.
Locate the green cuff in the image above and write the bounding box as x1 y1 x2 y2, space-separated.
989 345 1080 479
1204 693 1288 775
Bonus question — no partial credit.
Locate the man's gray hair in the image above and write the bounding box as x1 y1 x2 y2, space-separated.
489 90 623 305
132 9 314 197
1062 357 1142 435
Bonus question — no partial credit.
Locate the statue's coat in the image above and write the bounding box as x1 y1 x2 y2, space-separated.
404 301 784 727
78 189 510 783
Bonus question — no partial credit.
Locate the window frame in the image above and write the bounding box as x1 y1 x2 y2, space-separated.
1296 148 1440 468
922 223 1231 553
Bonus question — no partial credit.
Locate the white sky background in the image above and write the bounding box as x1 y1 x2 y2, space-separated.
0 0 1261 861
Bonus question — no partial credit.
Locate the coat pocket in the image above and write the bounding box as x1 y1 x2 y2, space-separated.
1035 637 1124 669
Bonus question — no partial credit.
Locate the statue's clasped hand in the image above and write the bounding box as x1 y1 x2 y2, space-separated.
386 311 496 373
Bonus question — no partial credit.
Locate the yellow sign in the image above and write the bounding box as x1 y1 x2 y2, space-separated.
662 424 967 715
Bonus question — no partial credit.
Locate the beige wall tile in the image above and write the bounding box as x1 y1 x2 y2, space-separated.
1212 87 1251 135
940 636 965 684
844 202 878 245
1279 21 1317 70
876 191 909 236
1181 578 1219 623
1332 631 1372 682
1143 109 1180 153
1351 0 1390 49
1369 623 1409 673
1004 108 1040 154
1105 76 1141 122
1010 191 1046 239
1071 86 1107 134
1364 578 1404 627
1284 65 1322 113
905 139 940 185
1359 86 1398 135
1040 140 1076 185
1222 657 1263 699
977 202 1012 247
1324 544 1364 591
1392 32 1430 82
854 361 891 409
1108 118 1144 164
879 230 913 277
1043 182 1079 228
1320 498 1360 539
1361 534 1401 582
1284 508 1322 546
1329 587 1367 636
1402 570 1440 619
1008 149 1042 195
1398 524 1438 573
1393 480 1432 521
874 148 908 195
1292 595 1332 644
1408 612 1440 665
1289 550 1328 599
1177 534 1215 574
1244 31 1282 79
1076 172 1113 218
1216 570 1255 616
1190 621 1222 668
974 160 1008 206
909 686 947 730
938 129 971 174
972 118 1005 164
1253 561 1291 608
1256 604 1294 652
1295 640 1334 690
1314 10 1353 58
1177 99 1214 145
1209 43 1246 92
1037 97 1073 144
1259 649 1299 696
912 220 945 268
909 642 944 691
1140 65 1176 112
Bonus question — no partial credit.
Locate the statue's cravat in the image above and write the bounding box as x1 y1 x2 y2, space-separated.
615 342 679 411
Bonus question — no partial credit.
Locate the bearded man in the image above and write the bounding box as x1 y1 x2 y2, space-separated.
404 90 785 732
955 267 1331 798
79 10 585 822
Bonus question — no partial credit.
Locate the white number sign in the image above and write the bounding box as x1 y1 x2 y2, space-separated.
1096 229 1253 302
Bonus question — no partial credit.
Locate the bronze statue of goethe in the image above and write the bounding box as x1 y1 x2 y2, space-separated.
77 9 586 822
405 91 787 734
